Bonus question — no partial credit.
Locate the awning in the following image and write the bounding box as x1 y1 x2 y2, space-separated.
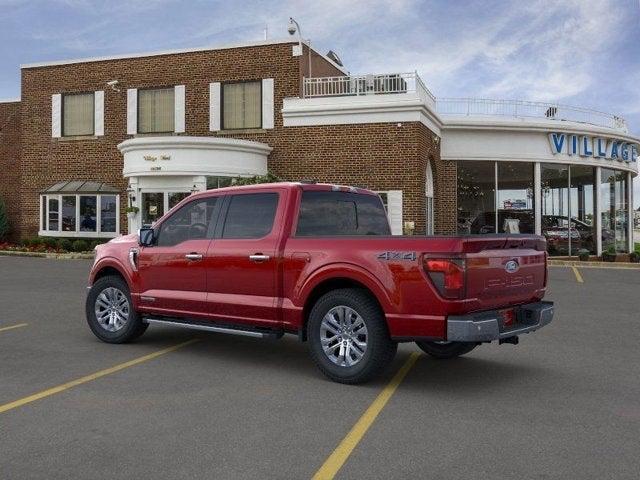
41 180 120 194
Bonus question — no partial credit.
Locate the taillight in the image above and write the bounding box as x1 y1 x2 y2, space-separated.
423 258 466 299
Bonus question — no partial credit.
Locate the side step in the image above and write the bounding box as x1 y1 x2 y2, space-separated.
143 317 284 340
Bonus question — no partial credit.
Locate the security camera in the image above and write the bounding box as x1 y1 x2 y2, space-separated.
106 80 120 92
287 18 297 35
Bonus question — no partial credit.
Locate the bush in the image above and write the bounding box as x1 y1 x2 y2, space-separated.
72 239 89 252
0 197 9 241
58 238 73 252
90 240 104 250
21 237 32 247
577 249 590 261
41 237 58 249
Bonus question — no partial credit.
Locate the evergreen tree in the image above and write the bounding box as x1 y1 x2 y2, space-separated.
0 197 9 241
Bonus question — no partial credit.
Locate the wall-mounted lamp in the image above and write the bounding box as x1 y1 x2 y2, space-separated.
190 184 199 195
126 185 136 203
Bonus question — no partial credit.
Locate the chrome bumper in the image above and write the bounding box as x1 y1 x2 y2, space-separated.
447 301 554 342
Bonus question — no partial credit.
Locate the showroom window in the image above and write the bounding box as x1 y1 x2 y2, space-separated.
497 163 534 234
138 87 175 133
206 176 234 190
601 168 629 253
222 81 261 130
62 92 94 136
41 193 119 237
457 161 496 234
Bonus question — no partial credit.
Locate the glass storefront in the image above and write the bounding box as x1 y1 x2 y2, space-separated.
497 162 534 234
457 161 495 234
601 168 629 253
457 160 631 256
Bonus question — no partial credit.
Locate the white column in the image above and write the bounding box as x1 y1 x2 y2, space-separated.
595 167 602 256
127 177 140 235
628 171 633 253
534 162 541 236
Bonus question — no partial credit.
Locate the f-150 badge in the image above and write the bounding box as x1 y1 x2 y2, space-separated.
377 251 416 261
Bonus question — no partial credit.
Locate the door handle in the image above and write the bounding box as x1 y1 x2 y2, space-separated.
249 254 270 262
185 253 203 261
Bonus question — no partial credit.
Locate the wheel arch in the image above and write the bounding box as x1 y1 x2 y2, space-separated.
298 268 392 341
90 258 132 290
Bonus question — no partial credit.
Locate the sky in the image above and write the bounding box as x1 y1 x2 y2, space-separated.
1 0 639 198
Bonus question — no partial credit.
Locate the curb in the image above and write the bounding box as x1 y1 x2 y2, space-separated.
0 250 94 260
549 260 640 270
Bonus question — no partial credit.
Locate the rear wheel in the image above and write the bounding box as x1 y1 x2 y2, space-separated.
415 341 477 359
86 275 147 343
307 288 397 384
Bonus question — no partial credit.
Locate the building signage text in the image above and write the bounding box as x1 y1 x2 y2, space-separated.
548 133 638 163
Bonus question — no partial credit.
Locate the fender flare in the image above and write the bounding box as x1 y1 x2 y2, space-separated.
296 262 397 315
90 256 135 291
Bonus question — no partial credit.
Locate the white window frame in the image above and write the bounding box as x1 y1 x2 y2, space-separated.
39 193 120 238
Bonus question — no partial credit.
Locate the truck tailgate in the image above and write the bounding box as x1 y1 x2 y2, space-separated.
462 236 547 310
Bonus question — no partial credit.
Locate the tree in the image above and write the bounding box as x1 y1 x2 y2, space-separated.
0 197 9 241
231 171 281 186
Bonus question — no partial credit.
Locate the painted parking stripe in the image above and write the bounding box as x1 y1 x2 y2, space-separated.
572 266 584 283
0 323 28 333
312 352 421 480
0 339 198 415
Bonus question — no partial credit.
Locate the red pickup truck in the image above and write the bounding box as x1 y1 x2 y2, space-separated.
86 182 553 384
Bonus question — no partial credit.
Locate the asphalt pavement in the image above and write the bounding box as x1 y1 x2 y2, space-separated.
0 257 638 479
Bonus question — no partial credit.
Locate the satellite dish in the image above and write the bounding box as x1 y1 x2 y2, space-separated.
326 50 343 67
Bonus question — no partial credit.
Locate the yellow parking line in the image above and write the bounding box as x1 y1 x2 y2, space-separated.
312 352 420 480
0 323 28 333
0 339 198 415
571 266 584 283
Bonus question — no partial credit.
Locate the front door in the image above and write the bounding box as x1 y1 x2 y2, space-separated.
204 190 284 327
137 195 220 317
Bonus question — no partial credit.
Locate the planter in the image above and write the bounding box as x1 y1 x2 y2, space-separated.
602 253 617 262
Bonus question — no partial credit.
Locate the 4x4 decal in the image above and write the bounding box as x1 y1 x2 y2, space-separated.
377 251 416 261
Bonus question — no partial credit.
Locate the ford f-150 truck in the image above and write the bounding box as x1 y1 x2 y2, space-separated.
86 182 553 384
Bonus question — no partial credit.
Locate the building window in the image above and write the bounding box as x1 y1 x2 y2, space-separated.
601 168 629 253
497 162 534 234
138 87 175 133
457 161 496 234
206 176 234 190
222 81 261 129
40 194 119 238
63 92 94 136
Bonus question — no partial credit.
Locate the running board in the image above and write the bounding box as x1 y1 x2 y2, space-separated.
143 317 283 339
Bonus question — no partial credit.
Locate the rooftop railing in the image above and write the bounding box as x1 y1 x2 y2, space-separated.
302 72 436 107
436 97 628 132
301 73 628 132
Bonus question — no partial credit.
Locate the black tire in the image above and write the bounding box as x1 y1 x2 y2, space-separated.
415 341 477 359
86 275 148 343
307 288 397 384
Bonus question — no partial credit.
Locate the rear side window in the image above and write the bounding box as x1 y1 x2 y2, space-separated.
296 191 391 236
222 193 279 239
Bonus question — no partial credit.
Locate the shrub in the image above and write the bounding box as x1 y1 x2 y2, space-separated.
21 238 32 248
72 239 89 252
90 240 104 250
58 238 73 252
577 249 590 261
42 237 58 249
0 197 9 241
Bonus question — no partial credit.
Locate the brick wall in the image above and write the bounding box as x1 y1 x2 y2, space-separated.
16 41 449 239
0 101 21 240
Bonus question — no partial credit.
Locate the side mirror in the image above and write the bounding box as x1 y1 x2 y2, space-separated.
139 227 156 247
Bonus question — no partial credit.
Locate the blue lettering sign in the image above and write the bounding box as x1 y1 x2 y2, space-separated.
620 143 629 162
595 138 607 157
632 144 638 162
548 133 565 154
610 141 619 160
569 135 579 155
580 136 593 156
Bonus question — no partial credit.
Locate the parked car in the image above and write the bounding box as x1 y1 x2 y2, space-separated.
86 183 553 384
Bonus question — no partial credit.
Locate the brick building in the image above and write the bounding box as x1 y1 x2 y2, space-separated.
1 38 639 255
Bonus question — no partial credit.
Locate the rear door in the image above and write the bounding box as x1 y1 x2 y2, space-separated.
204 189 285 327
136 195 221 317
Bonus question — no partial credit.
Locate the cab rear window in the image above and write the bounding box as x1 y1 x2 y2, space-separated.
296 191 390 236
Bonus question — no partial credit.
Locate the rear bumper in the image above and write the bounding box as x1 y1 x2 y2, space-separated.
447 301 554 342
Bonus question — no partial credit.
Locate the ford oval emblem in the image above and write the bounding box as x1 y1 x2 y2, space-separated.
505 260 519 274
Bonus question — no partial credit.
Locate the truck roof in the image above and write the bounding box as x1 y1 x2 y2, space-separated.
190 182 378 198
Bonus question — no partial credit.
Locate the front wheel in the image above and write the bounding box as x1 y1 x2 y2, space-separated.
307 288 397 384
415 341 477 359
86 275 147 343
